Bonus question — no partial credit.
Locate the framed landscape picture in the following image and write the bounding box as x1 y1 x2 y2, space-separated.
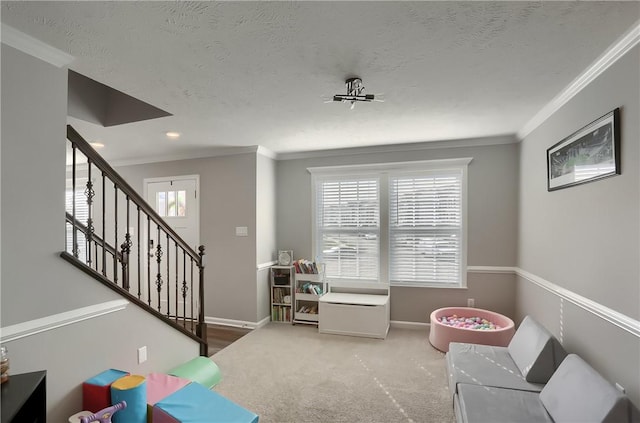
547 108 620 191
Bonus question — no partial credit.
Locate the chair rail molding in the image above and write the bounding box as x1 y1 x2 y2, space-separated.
257 261 277 271
515 268 640 339
466 265 640 338
1 299 129 343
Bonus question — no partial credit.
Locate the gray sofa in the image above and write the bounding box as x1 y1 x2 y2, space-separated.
454 354 636 423
446 315 639 423
446 315 567 397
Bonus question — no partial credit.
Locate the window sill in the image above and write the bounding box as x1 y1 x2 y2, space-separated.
390 283 468 290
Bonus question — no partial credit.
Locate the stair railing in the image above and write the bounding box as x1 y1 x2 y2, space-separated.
62 125 207 355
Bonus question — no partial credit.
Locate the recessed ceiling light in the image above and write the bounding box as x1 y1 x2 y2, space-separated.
90 142 105 149
166 131 181 139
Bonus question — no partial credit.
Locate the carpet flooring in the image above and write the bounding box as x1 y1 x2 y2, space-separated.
210 323 454 423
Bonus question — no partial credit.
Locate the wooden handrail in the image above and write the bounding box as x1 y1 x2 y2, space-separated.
65 212 121 259
66 125 199 261
60 252 206 349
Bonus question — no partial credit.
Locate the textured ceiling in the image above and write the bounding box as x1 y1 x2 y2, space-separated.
2 1 639 162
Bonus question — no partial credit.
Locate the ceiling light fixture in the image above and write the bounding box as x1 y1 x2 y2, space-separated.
90 142 105 149
332 77 380 109
166 131 180 139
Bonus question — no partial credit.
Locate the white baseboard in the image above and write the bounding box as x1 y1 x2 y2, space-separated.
205 316 269 330
1 299 129 343
390 320 429 330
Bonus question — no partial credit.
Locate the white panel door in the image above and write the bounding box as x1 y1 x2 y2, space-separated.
144 175 200 317
146 177 199 250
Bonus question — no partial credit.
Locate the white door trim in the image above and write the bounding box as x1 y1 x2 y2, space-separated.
143 174 200 248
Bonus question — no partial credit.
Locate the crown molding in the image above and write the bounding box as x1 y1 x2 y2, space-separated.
277 134 517 161
257 146 277 160
308 157 473 175
109 145 261 167
518 19 640 140
1 23 74 68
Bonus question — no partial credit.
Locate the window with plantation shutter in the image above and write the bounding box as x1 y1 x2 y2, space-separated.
390 170 463 286
310 158 470 288
315 177 379 282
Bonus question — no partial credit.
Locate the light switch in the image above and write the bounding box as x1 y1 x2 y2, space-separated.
138 346 147 364
235 226 248 237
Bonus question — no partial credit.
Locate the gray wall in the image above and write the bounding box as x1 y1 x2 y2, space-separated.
116 154 259 323
1 44 199 421
5 305 199 423
256 153 277 321
517 45 639 404
0 44 116 323
276 142 520 322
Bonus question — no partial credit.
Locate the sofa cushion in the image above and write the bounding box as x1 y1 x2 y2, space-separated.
540 354 629 423
446 342 544 396
455 383 552 423
507 315 567 383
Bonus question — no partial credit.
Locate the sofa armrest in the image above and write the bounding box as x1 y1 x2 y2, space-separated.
540 354 629 423
507 315 567 383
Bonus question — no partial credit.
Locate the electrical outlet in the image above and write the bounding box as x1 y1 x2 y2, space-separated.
467 298 475 307
137 346 147 364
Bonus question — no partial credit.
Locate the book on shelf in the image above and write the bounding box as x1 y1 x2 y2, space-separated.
273 287 292 304
293 259 323 274
272 305 291 322
298 282 323 295
297 304 318 314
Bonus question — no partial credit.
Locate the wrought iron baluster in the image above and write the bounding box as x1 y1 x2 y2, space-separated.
147 215 152 307
137 206 141 300
182 250 187 328
156 225 163 313
71 145 78 258
121 196 132 291
166 233 170 319
94 240 99 271
190 257 194 332
175 241 179 324
197 246 206 356
114 184 118 285
102 173 106 276
85 159 95 267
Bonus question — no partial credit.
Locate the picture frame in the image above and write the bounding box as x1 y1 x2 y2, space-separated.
547 108 620 191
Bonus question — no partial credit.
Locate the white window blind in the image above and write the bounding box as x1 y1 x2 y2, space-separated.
315 177 379 282
389 170 463 286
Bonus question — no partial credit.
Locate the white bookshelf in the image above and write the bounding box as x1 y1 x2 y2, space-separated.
270 266 294 323
293 272 326 325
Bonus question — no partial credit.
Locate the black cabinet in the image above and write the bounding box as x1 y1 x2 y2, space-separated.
1 371 46 423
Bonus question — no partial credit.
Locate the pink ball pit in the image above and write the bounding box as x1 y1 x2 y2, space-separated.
428 307 515 352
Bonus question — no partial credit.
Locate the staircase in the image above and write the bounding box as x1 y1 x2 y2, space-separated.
61 125 208 355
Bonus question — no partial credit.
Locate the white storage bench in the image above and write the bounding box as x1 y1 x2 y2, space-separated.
318 292 390 339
